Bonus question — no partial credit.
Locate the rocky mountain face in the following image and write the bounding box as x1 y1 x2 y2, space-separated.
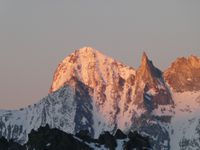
0 47 199 149
164 55 200 92
135 52 173 110
50 47 138 134
49 48 174 143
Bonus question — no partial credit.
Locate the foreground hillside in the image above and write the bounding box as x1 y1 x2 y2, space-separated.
0 125 151 150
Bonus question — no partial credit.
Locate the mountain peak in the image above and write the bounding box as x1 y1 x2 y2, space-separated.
174 55 199 63
75 47 99 54
140 52 154 70
60 47 107 67
141 51 148 64
50 47 136 93
188 55 200 67
61 47 104 64
164 54 200 92
138 52 162 80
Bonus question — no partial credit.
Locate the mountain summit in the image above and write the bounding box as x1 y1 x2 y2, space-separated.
50 47 135 93
164 55 200 92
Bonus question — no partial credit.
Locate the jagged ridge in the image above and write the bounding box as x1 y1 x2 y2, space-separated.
164 55 200 92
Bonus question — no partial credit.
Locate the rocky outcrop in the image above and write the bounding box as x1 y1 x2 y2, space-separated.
0 125 151 150
135 52 173 111
25 125 92 150
0 137 24 150
164 55 200 92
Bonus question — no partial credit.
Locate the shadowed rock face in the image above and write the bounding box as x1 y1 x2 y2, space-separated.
131 114 171 150
0 137 25 150
68 77 94 137
164 55 200 92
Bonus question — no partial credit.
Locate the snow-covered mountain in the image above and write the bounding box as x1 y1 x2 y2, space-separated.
0 47 199 149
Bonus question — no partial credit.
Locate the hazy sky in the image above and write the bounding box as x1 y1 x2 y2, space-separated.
0 0 200 109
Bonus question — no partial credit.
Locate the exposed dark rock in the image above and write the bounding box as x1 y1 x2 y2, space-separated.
98 131 117 150
114 129 127 139
0 137 25 150
0 125 151 150
25 124 92 150
75 130 94 143
124 131 150 150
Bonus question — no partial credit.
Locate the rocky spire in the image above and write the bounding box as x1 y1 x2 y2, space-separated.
135 52 173 109
137 52 162 83
141 52 149 66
